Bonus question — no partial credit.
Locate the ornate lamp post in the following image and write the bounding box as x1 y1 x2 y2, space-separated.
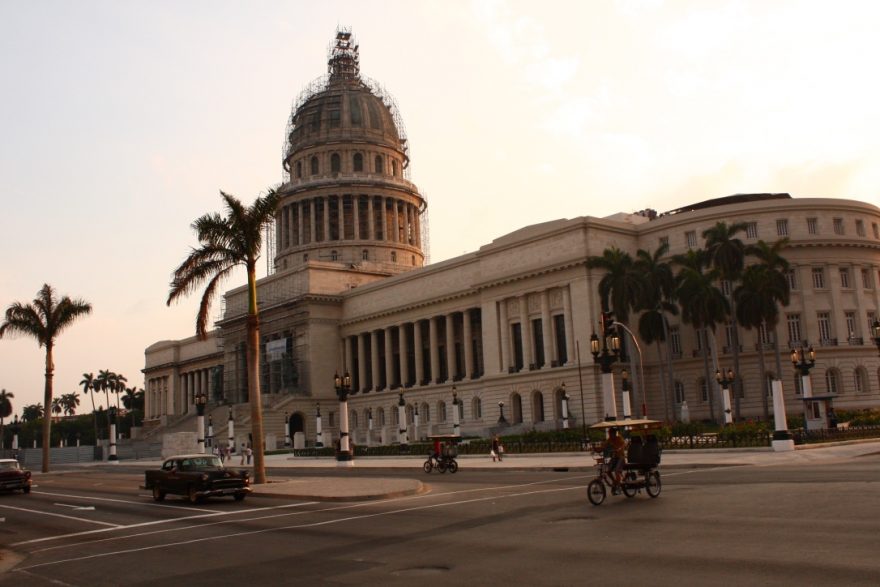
195 392 207 453
413 404 420 443
284 411 291 447
366 407 373 447
872 319 880 356
715 368 735 425
791 344 817 446
227 407 235 456
207 415 214 451
12 414 19 452
108 407 118 462
334 372 354 466
620 369 632 419
498 401 507 424
397 392 408 448
451 386 461 436
590 312 622 421
315 403 324 448
560 383 570 429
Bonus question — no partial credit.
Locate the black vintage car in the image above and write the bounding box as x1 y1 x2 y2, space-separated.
0 458 32 494
144 454 251 503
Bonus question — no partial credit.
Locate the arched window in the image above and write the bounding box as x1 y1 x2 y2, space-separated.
377 408 385 426
421 402 430 422
374 155 383 174
362 249 369 260
855 367 867 393
825 368 841 394
310 156 319 175
391 408 399 426
391 160 399 176
331 153 341 173
364 408 371 426
674 381 685 404
295 161 302 178
472 397 482 419
698 378 708 402
438 401 447 422
331 250 338 261
328 411 335 427
391 251 397 263
411 255 416 265
406 404 414 424
532 391 544 423
512 393 523 424
350 410 358 429
353 153 363 172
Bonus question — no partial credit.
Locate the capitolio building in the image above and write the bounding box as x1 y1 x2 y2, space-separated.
144 31 880 449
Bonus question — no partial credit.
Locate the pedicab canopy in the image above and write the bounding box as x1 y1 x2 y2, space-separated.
589 419 662 432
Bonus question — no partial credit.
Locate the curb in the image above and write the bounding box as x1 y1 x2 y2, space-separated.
248 479 428 502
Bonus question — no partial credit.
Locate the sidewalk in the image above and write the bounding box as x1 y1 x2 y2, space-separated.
75 439 880 502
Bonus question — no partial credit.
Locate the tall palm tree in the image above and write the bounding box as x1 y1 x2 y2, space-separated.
112 372 127 412
635 243 678 421
122 386 144 428
673 250 729 423
95 369 115 435
703 221 749 420
80 372 100 443
0 284 92 472
168 189 281 484
51 397 63 420
0 389 13 450
61 392 80 416
747 239 792 377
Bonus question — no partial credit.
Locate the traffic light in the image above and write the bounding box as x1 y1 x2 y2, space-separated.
601 310 615 338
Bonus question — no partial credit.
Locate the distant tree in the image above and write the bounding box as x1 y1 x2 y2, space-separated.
80 372 100 443
51 396 63 419
60 392 80 416
0 389 13 449
0 284 92 472
22 403 44 423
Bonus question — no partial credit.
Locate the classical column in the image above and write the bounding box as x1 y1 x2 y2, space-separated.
309 198 316 244
385 326 395 389
404 202 411 244
446 313 456 382
337 195 345 240
357 333 367 393
463 309 474 379
368 197 375 240
380 197 388 241
541 291 553 367
390 199 398 242
414 320 425 385
399 324 410 386
429 316 440 384
353 195 361 240
296 201 303 245
562 287 575 366
370 330 380 391
499 299 510 373
323 196 331 242
520 295 533 369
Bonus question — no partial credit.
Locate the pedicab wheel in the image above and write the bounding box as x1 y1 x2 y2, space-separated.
622 471 638 498
437 461 448 474
587 479 606 506
423 460 433 474
646 472 661 498
448 460 459 474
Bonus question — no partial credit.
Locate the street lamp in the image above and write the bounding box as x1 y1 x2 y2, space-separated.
791 344 817 444
872 319 880 356
451 386 461 436
714 368 735 425
413 403 420 443
366 407 373 447
315 402 324 448
334 372 355 466
284 411 291 447
560 383 570 430
108 407 118 462
397 392 408 448
195 392 207 453
620 369 632 420
590 312 622 421
498 401 507 424
227 407 235 456
12 414 20 452
207 415 214 451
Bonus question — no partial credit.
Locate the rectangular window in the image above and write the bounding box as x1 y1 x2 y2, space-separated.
794 374 803 396
812 267 825 289
833 218 844 235
776 219 789 236
720 280 731 296
807 217 818 235
817 312 832 341
670 326 681 356
840 268 851 289
758 323 772 345
725 322 734 349
553 314 568 365
787 314 802 343
786 269 798 290
746 222 758 239
511 323 524 372
532 318 544 368
845 311 857 340
659 236 669 247
700 379 708 402
685 230 697 249
862 268 872 289
873 222 880 239
674 381 685 404
868 312 877 337
856 219 865 237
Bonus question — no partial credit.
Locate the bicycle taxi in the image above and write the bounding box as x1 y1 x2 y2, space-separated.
587 418 662 506
423 434 461 474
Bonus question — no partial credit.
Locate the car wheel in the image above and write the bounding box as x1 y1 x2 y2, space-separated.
22 485 31 494
187 485 201 504
152 485 165 502
234 493 246 502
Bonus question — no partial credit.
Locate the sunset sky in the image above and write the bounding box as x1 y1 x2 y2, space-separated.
2 0 880 414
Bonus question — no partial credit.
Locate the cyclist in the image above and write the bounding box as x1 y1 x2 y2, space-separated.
603 427 627 493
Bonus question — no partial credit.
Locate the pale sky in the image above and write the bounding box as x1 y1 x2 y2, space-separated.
2 0 880 415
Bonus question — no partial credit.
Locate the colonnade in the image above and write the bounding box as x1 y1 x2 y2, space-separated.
145 367 216 419
277 195 421 251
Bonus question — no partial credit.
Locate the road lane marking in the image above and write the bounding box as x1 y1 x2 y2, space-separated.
0 504 121 528
15 501 320 548
34 490 215 513
54 504 96 511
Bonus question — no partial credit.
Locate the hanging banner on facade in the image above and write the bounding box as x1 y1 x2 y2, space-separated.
266 339 287 362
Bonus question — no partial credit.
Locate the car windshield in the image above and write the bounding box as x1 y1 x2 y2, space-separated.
184 456 223 471
0 461 21 471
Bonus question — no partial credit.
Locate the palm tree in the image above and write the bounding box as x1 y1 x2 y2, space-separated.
51 397 63 420
0 389 13 450
95 369 115 434
80 372 100 445
167 189 281 484
61 392 80 416
22 403 44 423
703 221 749 420
112 372 127 412
0 284 92 472
634 243 678 421
736 239 791 420
673 250 729 423
122 386 144 428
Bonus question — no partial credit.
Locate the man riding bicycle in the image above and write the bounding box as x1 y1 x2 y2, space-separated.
603 427 627 493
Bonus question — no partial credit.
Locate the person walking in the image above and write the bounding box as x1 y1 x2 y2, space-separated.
491 436 503 462
240 442 247 465
246 445 253 465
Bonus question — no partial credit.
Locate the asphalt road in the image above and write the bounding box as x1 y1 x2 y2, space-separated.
2 456 879 586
